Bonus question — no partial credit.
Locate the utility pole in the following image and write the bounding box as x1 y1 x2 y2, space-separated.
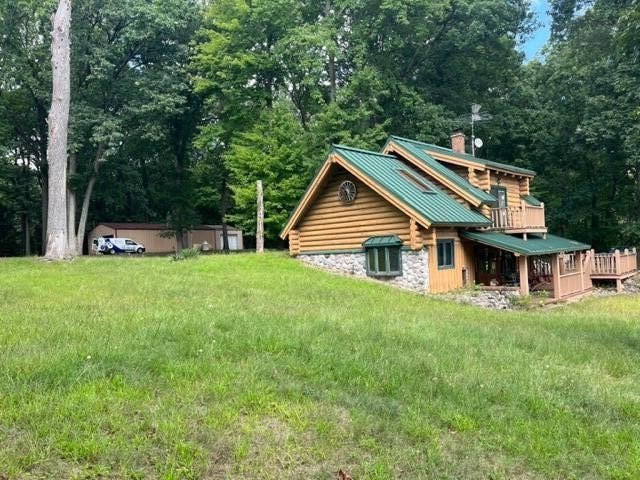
256 180 264 253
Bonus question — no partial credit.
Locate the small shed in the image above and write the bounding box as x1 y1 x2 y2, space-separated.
88 223 243 254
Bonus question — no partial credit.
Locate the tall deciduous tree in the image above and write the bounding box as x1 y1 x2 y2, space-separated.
44 0 71 259
193 0 532 244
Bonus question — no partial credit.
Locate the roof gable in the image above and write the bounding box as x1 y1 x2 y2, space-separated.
280 145 492 239
332 145 491 228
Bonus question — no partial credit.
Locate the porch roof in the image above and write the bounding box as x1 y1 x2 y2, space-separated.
461 231 590 256
363 235 403 247
521 194 542 206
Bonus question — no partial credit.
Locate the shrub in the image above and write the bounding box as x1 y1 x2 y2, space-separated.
169 247 200 261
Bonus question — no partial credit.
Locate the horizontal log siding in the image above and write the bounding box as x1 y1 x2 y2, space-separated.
428 228 475 293
298 170 411 252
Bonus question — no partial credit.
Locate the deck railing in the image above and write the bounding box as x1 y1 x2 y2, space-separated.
490 203 546 231
554 251 593 300
592 248 638 277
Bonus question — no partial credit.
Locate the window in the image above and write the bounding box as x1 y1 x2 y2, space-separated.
125 239 137 245
366 246 401 276
490 185 508 209
437 240 455 269
363 236 403 277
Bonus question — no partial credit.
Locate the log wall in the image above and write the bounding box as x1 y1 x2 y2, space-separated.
297 169 412 252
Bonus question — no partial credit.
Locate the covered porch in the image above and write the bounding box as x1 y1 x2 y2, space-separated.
461 231 593 300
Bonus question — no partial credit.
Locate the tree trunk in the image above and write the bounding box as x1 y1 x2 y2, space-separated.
221 180 230 253
44 0 72 260
75 143 106 254
325 1 336 103
76 175 96 255
40 173 48 254
67 151 77 255
221 222 229 253
24 214 31 256
256 180 264 253
328 54 337 103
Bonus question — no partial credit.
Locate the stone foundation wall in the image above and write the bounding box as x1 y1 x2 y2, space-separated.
298 249 429 294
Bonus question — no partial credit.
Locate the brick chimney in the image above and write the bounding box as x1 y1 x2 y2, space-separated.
451 130 466 154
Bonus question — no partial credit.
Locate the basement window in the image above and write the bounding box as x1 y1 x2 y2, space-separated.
363 236 403 277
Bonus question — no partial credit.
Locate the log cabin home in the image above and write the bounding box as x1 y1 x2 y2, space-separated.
280 133 637 299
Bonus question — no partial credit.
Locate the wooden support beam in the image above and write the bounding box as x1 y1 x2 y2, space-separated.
518 255 529 296
552 254 561 300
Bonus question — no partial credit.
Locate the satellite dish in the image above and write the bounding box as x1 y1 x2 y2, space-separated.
474 137 484 149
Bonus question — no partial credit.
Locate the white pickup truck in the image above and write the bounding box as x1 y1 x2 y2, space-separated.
92 237 146 255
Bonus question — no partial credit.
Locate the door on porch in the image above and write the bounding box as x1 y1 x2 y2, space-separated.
491 185 508 227
474 246 518 286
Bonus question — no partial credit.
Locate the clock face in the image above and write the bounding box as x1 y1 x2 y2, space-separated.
338 180 357 204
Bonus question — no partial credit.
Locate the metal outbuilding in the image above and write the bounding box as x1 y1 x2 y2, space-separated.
88 223 243 254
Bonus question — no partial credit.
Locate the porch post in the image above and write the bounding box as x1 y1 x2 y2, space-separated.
552 254 562 299
517 255 529 295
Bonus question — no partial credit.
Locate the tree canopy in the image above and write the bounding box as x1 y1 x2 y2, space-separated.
0 0 638 254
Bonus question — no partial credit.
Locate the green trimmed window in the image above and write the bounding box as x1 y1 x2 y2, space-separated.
363 235 403 277
437 240 455 269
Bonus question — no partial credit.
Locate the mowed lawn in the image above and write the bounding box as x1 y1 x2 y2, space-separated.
1 254 639 479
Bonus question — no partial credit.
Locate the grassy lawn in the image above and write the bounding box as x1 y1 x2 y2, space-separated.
1 253 639 479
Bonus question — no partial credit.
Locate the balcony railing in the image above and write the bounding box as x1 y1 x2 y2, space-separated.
489 203 546 232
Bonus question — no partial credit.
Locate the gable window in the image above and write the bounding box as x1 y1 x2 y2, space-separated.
363 236 403 277
490 185 508 209
437 240 455 269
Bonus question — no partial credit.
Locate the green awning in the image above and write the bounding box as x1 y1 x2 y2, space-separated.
362 235 403 248
521 194 542 207
461 231 590 256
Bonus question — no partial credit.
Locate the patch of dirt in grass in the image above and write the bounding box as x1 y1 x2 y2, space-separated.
203 406 362 480
436 431 545 480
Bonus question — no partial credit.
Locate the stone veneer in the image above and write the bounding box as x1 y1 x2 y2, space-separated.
298 249 429 294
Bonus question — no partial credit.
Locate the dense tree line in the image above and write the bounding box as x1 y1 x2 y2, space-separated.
0 0 638 255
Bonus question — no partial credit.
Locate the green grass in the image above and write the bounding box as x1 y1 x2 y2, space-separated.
1 253 639 479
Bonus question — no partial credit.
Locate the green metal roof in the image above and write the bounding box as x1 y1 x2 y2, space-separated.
521 194 542 207
362 235 403 247
460 231 590 256
333 145 492 227
390 136 536 177
386 136 496 205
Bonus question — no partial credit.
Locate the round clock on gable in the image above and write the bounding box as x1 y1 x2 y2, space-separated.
338 180 357 204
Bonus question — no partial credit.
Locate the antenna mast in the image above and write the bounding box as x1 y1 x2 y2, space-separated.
471 103 481 157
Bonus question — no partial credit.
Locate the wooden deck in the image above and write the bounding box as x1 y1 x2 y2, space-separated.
489 203 547 233
590 248 638 291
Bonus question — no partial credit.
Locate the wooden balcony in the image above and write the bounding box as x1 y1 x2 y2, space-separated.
489 203 546 233
591 248 638 290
